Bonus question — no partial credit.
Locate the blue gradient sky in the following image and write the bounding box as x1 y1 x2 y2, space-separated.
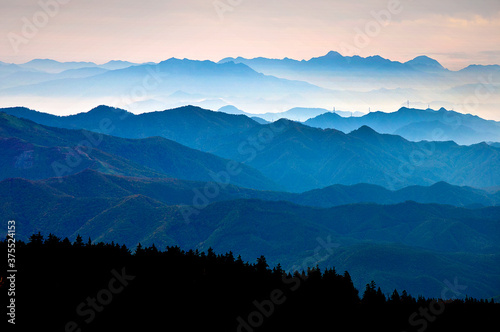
1 0 499 70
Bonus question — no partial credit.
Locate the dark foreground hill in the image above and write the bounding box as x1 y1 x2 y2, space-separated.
2 235 497 331
2 176 499 299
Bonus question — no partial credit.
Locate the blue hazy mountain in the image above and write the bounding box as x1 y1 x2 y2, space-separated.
0 59 142 89
0 58 330 115
305 107 500 145
18 58 139 73
217 51 499 94
218 105 365 122
217 52 497 79
0 66 110 89
217 51 452 86
1 53 499 118
0 112 277 190
2 105 500 192
404 55 446 72
458 64 500 75
98 60 141 70
216 52 500 118
8 58 322 98
0 62 35 76
219 51 417 71
20 59 98 73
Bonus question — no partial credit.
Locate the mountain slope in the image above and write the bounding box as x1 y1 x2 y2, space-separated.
0 105 261 151
4 170 498 209
405 55 446 72
211 119 500 191
2 53 499 118
217 52 454 90
0 58 330 114
217 106 365 122
0 112 277 190
1 188 499 299
304 107 500 145
2 106 500 192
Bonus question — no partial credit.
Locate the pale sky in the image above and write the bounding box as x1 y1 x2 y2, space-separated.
1 0 500 70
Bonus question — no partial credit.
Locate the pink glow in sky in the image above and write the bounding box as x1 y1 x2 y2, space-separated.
1 0 499 69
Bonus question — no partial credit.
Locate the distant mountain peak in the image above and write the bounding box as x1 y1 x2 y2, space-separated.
89 104 126 112
175 104 207 112
218 57 236 63
218 105 247 115
104 60 131 64
396 106 439 113
87 105 132 117
405 56 445 70
324 51 343 58
350 125 378 136
307 51 346 63
430 181 455 188
24 58 60 64
273 117 296 125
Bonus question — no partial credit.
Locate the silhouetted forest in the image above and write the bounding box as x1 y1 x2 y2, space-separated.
1 234 498 331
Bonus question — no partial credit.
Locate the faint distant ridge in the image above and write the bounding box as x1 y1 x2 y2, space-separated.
1 52 499 116
219 51 499 73
16 58 141 73
219 51 451 72
20 59 96 73
459 63 500 73
217 105 365 122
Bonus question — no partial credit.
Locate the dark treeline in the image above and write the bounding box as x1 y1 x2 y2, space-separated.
1 234 498 331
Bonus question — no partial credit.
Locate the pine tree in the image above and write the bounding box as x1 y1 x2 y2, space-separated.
28 232 44 247
256 255 269 273
390 289 401 303
135 243 144 255
74 234 84 247
362 281 378 304
376 287 386 303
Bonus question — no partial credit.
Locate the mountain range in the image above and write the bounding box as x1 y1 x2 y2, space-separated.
0 57 328 115
215 104 500 145
1 171 499 299
1 52 499 119
217 105 366 122
0 111 276 190
218 51 500 90
1 53 499 301
304 107 500 145
1 106 499 299
3 105 499 192
217 52 500 119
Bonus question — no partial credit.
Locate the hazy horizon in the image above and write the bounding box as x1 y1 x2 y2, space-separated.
1 0 499 119
2 51 499 72
2 0 499 70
